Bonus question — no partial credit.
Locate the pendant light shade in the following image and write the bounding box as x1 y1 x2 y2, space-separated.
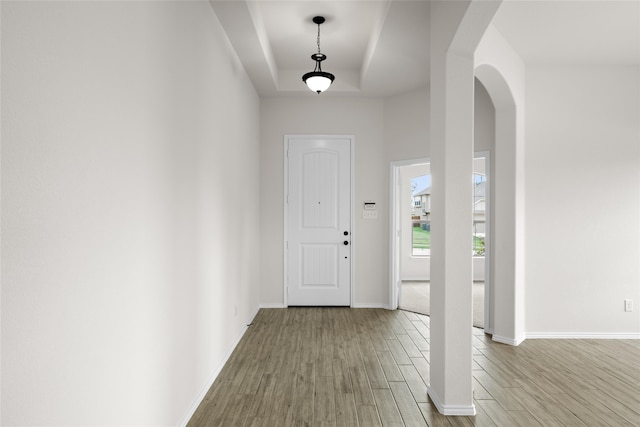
303 73 334 93
302 16 335 94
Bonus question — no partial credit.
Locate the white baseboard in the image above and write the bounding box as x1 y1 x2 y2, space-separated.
427 387 476 416
492 334 526 346
247 304 261 325
259 303 393 309
177 305 261 427
526 332 640 340
351 303 392 309
258 303 398 310
260 303 286 309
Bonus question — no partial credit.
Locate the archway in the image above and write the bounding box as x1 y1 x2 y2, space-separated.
475 61 526 345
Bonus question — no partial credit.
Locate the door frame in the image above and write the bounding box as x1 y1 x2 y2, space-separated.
389 154 492 332
283 135 355 307
475 151 492 333
389 158 430 310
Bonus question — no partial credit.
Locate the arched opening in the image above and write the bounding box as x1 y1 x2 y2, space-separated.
475 63 525 344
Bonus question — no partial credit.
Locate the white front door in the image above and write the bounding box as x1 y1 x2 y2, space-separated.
285 135 352 306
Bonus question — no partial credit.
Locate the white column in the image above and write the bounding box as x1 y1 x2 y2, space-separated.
427 0 501 415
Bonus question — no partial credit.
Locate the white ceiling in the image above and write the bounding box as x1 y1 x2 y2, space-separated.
492 1 640 65
211 0 640 97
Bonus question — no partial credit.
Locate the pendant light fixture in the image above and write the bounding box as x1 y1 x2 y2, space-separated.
302 16 335 94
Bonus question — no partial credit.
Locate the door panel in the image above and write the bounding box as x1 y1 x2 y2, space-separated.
286 136 351 306
302 244 338 286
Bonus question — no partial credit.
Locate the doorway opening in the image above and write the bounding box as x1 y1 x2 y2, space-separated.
390 155 489 329
473 153 490 330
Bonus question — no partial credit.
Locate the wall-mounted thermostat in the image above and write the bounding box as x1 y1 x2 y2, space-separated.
363 201 377 219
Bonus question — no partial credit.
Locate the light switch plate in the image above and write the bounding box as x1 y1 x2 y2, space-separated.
363 210 377 220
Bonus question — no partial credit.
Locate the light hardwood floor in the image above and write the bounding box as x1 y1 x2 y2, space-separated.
188 308 640 426
398 281 485 329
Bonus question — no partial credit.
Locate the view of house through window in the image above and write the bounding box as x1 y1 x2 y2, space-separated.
411 174 431 256
411 169 486 257
473 172 486 256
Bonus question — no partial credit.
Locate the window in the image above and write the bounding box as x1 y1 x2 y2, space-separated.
473 173 486 256
410 171 486 257
411 174 431 256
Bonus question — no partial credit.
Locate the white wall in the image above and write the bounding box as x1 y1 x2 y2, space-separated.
1 2 261 425
474 79 496 153
260 97 388 307
525 65 640 336
384 88 430 162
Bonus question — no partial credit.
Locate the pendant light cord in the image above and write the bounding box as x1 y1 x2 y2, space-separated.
302 16 334 93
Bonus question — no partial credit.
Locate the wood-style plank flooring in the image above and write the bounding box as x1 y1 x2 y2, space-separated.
188 308 640 426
